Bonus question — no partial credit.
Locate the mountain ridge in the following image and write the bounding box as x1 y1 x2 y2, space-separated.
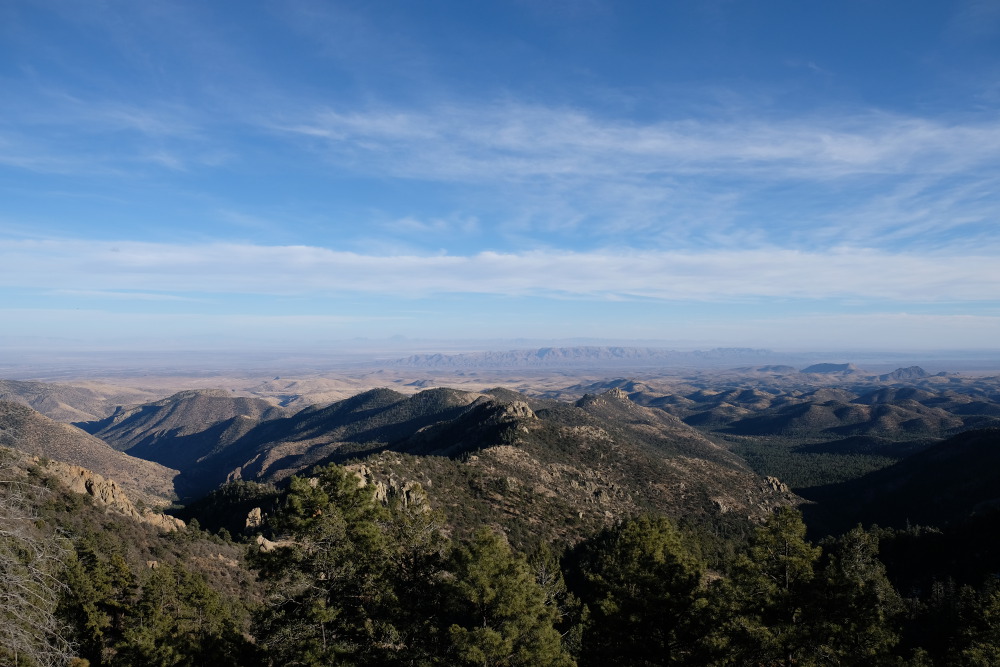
76 386 798 543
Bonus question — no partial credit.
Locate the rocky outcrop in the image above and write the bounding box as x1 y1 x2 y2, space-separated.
246 506 264 531
37 457 184 531
255 535 279 553
482 400 536 425
349 463 430 509
764 476 791 494
254 534 294 552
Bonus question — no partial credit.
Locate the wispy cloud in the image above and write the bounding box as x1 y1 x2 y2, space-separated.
385 215 480 236
0 83 213 174
2 239 996 303
46 289 203 302
265 103 1000 251
274 104 1000 182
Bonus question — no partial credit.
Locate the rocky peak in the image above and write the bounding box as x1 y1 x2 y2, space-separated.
483 400 536 424
879 366 929 382
605 387 631 401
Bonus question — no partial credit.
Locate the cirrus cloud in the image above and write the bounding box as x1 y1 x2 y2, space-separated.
1 238 996 303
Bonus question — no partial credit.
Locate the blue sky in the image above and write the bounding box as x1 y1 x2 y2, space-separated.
1 0 999 353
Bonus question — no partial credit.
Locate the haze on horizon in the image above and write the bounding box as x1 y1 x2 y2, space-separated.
2 1 999 353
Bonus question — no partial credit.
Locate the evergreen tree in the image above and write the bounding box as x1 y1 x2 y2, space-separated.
384 483 455 663
114 563 254 667
251 464 397 665
443 528 575 667
528 542 585 657
708 507 821 666
60 542 137 666
810 526 902 664
949 579 1000 665
569 515 704 666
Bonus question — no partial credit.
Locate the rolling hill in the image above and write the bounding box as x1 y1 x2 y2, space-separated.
0 400 178 505
0 379 163 422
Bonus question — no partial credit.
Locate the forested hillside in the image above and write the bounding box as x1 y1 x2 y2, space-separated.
5 449 1000 665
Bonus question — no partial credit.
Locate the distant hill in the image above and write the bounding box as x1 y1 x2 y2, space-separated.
800 363 861 374
553 375 1000 492
879 366 929 381
591 378 1000 442
0 379 162 422
0 401 177 505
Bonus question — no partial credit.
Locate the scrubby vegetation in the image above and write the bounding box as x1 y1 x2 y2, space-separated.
6 456 1000 666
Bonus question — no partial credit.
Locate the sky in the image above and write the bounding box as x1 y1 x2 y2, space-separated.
1 0 999 354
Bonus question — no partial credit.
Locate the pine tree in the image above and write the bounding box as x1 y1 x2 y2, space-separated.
708 507 821 666
251 464 396 665
60 542 137 666
443 528 575 667
570 515 704 666
528 542 584 657
810 526 902 664
951 579 1000 665
114 563 254 667
380 482 452 664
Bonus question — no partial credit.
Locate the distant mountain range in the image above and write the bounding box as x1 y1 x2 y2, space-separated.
390 346 793 369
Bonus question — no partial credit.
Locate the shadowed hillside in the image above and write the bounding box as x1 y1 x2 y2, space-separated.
79 390 292 492
802 428 1000 534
